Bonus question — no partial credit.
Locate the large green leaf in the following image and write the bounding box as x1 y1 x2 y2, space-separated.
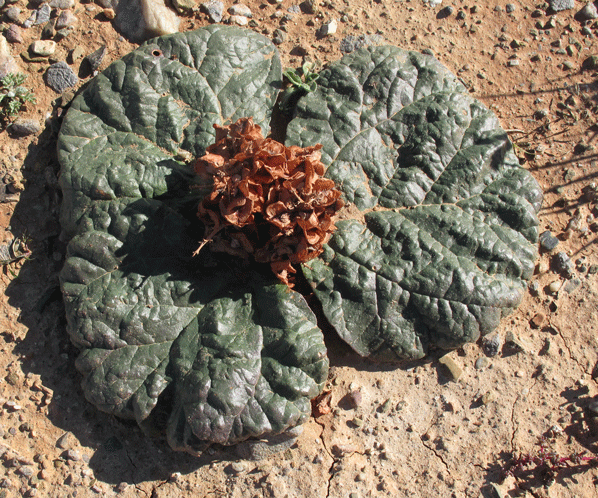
287 46 542 361
58 27 328 454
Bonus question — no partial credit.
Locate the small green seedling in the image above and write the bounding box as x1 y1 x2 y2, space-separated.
279 62 319 115
0 73 36 126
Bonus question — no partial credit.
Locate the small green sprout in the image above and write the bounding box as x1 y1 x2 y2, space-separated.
279 62 319 115
0 73 36 126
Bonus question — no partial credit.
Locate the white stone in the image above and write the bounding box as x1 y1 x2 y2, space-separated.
30 40 57 56
230 14 248 25
319 19 337 36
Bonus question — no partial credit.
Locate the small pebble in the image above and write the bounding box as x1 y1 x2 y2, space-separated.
482 333 501 357
228 4 252 18
49 0 74 8
530 312 546 329
346 389 362 408
506 4 516 13
55 9 77 29
481 391 496 405
56 432 75 450
229 15 248 26
230 461 247 474
564 278 581 293
65 449 80 461
553 251 573 274
4 24 23 43
548 280 561 294
4 400 21 411
17 466 34 477
42 19 57 39
201 0 224 23
438 354 463 381
5 6 20 23
318 19 337 37
475 357 489 369
539 230 559 251
103 8 115 20
84 45 106 72
272 28 286 44
437 6 453 18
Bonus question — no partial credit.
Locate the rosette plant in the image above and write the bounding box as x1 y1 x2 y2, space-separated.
58 26 541 454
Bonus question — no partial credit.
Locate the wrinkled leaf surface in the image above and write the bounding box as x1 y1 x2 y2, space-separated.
287 46 542 361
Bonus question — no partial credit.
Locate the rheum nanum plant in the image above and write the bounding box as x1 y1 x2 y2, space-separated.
58 26 542 455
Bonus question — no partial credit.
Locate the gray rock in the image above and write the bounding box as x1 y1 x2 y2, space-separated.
45 62 78 93
49 0 74 8
5 6 20 23
482 333 501 357
539 230 559 251
506 3 516 13
475 357 489 369
564 278 581 293
8 119 39 137
64 449 81 461
549 0 575 11
84 45 107 72
228 4 252 17
272 28 286 45
553 251 573 273
5 24 23 44
340 34 382 53
55 9 77 29
34 3 52 25
56 432 76 449
577 2 598 20
288 5 300 14
201 0 224 22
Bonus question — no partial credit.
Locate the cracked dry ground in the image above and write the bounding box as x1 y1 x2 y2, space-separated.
1 0 598 497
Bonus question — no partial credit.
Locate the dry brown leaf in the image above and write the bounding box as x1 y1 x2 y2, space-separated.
193 117 343 286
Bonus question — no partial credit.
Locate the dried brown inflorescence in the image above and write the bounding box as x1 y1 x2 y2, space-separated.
193 117 344 286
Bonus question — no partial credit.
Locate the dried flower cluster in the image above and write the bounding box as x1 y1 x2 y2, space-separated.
193 117 343 286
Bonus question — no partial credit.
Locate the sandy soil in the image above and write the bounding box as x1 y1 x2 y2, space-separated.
1 0 598 497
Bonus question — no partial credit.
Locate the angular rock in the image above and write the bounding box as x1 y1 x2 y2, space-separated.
578 2 598 19
0 36 20 79
50 0 75 8
24 2 51 27
103 8 116 19
42 19 57 39
84 45 106 72
68 45 85 64
318 18 337 37
45 61 78 93
228 4 252 18
30 40 56 57
272 28 286 44
438 354 463 381
549 0 575 11
553 251 573 273
201 0 224 22
539 230 559 251
301 0 319 14
55 9 77 29
5 24 23 44
8 118 40 137
530 312 546 329
114 0 180 43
